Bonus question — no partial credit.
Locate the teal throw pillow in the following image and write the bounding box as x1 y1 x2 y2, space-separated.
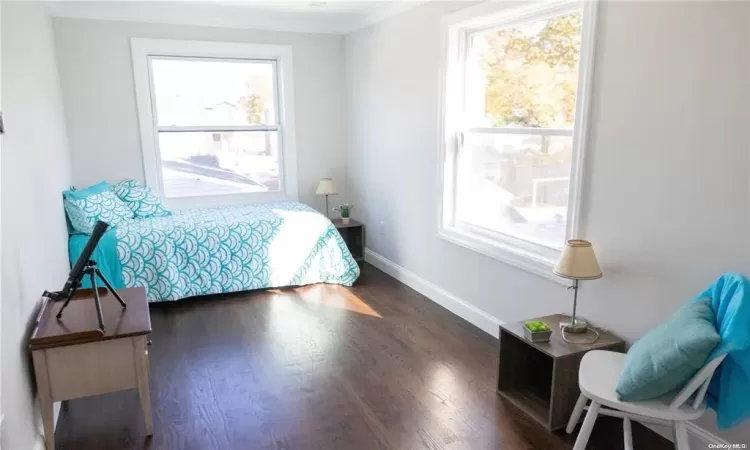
616 298 720 401
63 181 134 234
63 180 109 200
112 179 172 219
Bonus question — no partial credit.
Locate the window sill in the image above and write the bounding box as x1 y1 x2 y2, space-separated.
438 226 567 286
163 191 296 210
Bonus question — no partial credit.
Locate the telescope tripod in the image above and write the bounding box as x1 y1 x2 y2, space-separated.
51 260 126 331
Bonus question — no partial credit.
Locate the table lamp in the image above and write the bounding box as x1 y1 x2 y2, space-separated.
553 239 602 334
316 178 337 218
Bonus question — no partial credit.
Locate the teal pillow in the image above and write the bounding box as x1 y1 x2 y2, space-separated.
63 180 110 200
616 298 720 401
112 179 172 219
63 182 134 234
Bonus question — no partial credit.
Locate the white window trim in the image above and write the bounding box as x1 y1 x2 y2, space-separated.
436 0 599 284
130 38 299 209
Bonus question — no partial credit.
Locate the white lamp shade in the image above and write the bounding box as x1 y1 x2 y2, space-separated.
316 178 337 195
553 239 602 280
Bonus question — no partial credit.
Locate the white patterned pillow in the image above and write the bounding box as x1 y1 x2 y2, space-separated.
112 179 172 218
63 182 134 234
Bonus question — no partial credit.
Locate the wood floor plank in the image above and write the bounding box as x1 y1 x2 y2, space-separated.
54 263 670 450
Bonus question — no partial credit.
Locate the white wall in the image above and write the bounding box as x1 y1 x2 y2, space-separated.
1 3 72 449
346 0 750 444
53 17 348 213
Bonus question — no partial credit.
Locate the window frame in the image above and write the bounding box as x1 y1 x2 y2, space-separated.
437 0 599 283
131 38 299 208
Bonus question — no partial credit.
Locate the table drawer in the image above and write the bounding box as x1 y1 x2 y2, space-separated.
42 337 145 401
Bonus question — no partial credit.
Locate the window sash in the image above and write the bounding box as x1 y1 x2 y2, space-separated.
438 0 597 282
465 127 573 137
456 220 563 258
455 134 576 251
155 129 283 199
464 3 583 41
146 54 285 201
157 125 280 133
148 55 281 128
132 38 299 208
452 132 573 252
459 7 581 136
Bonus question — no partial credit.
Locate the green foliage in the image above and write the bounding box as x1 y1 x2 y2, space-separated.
333 204 355 218
524 320 551 332
237 76 272 124
480 12 582 128
237 92 264 124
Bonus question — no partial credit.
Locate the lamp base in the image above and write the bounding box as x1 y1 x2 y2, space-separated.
560 317 589 334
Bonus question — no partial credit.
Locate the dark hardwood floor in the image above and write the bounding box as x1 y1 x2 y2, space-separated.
55 263 670 449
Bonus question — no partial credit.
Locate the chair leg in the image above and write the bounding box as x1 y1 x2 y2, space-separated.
673 421 689 450
566 393 588 434
623 416 633 450
573 401 600 450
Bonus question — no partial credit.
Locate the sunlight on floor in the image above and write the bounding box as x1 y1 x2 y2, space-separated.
264 284 380 363
294 284 382 318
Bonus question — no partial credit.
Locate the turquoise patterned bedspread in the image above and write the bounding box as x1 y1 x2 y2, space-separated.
69 201 360 302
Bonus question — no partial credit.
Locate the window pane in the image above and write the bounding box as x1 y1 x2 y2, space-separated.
467 11 582 128
151 58 276 127
456 132 571 248
158 131 279 198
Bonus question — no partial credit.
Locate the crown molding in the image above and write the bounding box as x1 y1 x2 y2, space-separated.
43 1 433 35
340 0 431 33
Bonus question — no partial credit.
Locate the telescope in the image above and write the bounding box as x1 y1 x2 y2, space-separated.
43 220 126 331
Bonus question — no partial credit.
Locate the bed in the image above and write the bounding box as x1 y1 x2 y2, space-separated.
68 201 360 302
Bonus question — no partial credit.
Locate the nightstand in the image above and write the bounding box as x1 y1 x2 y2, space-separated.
30 287 153 449
496 314 624 431
332 218 364 261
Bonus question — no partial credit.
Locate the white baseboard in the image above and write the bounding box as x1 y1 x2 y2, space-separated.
363 247 733 447
365 248 503 337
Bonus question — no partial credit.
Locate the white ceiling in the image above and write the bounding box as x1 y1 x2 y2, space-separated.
44 1 430 34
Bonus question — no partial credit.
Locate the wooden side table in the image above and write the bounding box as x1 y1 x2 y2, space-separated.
496 314 624 431
332 218 365 261
30 287 153 449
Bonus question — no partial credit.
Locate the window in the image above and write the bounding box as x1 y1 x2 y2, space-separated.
131 39 298 207
439 1 597 280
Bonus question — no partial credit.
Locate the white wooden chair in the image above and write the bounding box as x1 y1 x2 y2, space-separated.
566 350 726 450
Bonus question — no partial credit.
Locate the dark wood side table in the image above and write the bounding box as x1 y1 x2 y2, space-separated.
30 287 153 449
332 218 365 261
496 314 624 431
